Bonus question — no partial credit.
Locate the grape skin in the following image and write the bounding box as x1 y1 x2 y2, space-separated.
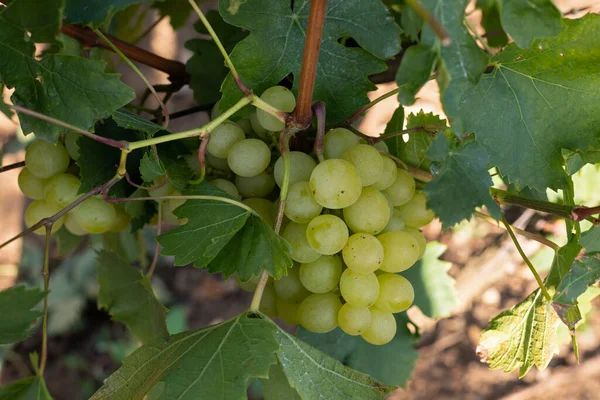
25 200 64 235
309 159 362 209
256 86 296 132
299 255 343 294
342 233 384 274
323 128 359 159
64 214 87 236
227 139 271 177
235 172 275 198
373 273 415 313
342 186 390 235
338 304 371 336
242 198 276 227
404 227 426 258
377 231 420 273
273 266 310 302
339 269 379 307
207 120 245 158
382 208 406 233
25 140 70 179
361 307 397 345
259 281 278 318
277 298 302 325
396 191 435 227
44 173 81 208
370 156 397 191
71 197 117 234
64 132 80 161
305 214 349 255
274 151 317 188
341 144 384 187
298 293 342 333
18 167 48 200
210 178 241 199
284 181 323 223
282 222 321 263
383 169 416 207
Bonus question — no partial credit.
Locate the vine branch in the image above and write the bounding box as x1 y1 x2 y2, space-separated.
0 160 25 173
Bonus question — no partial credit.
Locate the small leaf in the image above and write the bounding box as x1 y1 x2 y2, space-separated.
0 376 53 400
139 153 165 183
97 250 169 344
564 149 600 175
112 109 166 138
90 313 278 400
394 111 447 170
55 227 84 256
64 0 153 26
553 256 600 315
476 0 508 47
382 106 405 156
424 135 501 227
402 242 456 318
581 226 600 254
123 188 157 232
1 0 62 44
395 44 438 105
262 362 302 400
0 285 45 345
275 328 396 399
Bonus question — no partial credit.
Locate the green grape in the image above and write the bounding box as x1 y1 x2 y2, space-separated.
206 153 232 172
259 281 278 318
234 274 259 292
377 231 419 273
242 198 276 227
298 293 342 333
361 307 397 345
343 187 390 235
342 233 384 274
24 200 64 235
18 167 48 200
382 208 406 233
396 191 435 227
207 120 245 158
44 173 81 208
309 159 362 209
338 304 371 336
282 222 320 263
339 269 379 307
235 117 253 134
404 227 426 258
284 181 323 223
373 273 414 313
299 255 342 293
256 86 296 132
370 156 397 191
25 140 70 179
210 100 222 120
227 139 271 177
162 191 187 225
64 214 87 236
110 205 131 232
383 169 415 207
274 266 310 302
210 178 241 199
235 172 275 198
341 144 384 187
147 176 174 198
277 298 301 325
64 132 80 160
323 128 359 159
71 197 117 234
306 214 349 255
249 110 270 138
274 151 317 188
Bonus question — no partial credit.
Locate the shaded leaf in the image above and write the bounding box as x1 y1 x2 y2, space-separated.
123 188 157 232
581 226 600 254
476 0 508 48
1 0 62 44
153 0 206 30
395 44 438 105
139 153 165 183
55 227 84 256
553 256 600 316
64 0 152 26
0 285 45 345
394 111 446 170
564 149 600 175
0 376 52 400
112 109 166 138
262 362 302 400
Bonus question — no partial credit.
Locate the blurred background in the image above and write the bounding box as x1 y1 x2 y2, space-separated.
1 1 600 399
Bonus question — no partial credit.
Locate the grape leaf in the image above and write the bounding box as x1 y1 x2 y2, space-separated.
424 135 501 227
458 15 600 191
90 313 278 400
394 111 447 170
476 0 508 48
123 188 157 232
0 285 45 345
553 256 600 309
0 376 52 400
139 153 165 183
564 149 600 175
157 182 292 280
395 44 438 105
402 241 456 318
262 362 302 400
581 226 600 254
64 0 152 26
275 328 396 398
112 109 166 138
55 227 84 256
1 0 62 44
153 0 206 30
97 250 169 344
297 313 418 387
218 0 402 123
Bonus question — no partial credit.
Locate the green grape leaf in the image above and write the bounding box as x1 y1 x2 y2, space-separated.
296 313 418 387
275 328 396 398
402 241 456 318
262 362 302 400
139 153 166 183
64 0 152 26
157 147 194 190
219 0 402 123
112 109 166 138
394 111 447 170
424 135 501 227
90 313 278 400
553 256 600 309
123 188 157 232
476 0 508 48
395 44 439 105
157 182 292 280
382 105 404 157
97 250 169 344
400 4 422 42
458 15 600 191
479 0 563 49
153 0 206 30
55 227 84 256
1 0 62 44
0 376 52 400
0 285 45 345
581 226 600 254
564 149 600 175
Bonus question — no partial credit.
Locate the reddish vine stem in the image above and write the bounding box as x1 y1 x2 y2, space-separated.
572 205 600 221
293 0 328 127
312 101 326 162
190 136 209 184
0 160 25 173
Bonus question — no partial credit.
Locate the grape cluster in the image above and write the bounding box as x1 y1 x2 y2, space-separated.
19 136 130 236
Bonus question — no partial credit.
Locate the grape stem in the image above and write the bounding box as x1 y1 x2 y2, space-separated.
344 86 403 124
383 151 433 182
38 228 52 377
189 136 210 185
0 160 25 173
405 0 451 46
111 195 258 215
313 101 326 162
374 125 446 142
147 201 163 278
151 104 213 123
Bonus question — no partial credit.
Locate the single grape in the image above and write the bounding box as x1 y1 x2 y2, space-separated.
342 186 390 235
361 307 397 345
338 304 371 336
370 156 398 191
242 198 276 227
339 269 379 307
306 214 349 255
298 293 342 333
18 167 48 200
207 120 245 158
147 177 174 198
396 191 435 227
24 200 64 235
64 214 87 236
234 274 260 292
404 227 426 258
342 233 384 274
210 178 241 199
206 153 232 172
211 100 222 120
299 255 342 293
277 298 301 325
383 169 415 207
274 151 317 188
309 159 362 209
249 110 270 138
323 128 359 159
235 172 275 198
71 197 117 234
256 86 296 132
44 174 81 208
227 139 271 177
259 281 278 318
377 231 419 273
274 266 310 302
284 181 323 223
110 205 131 232
373 273 415 313
25 140 70 179
282 222 321 263
64 132 80 160
382 208 406 233
341 144 384 187
162 191 187 225
235 117 253 134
